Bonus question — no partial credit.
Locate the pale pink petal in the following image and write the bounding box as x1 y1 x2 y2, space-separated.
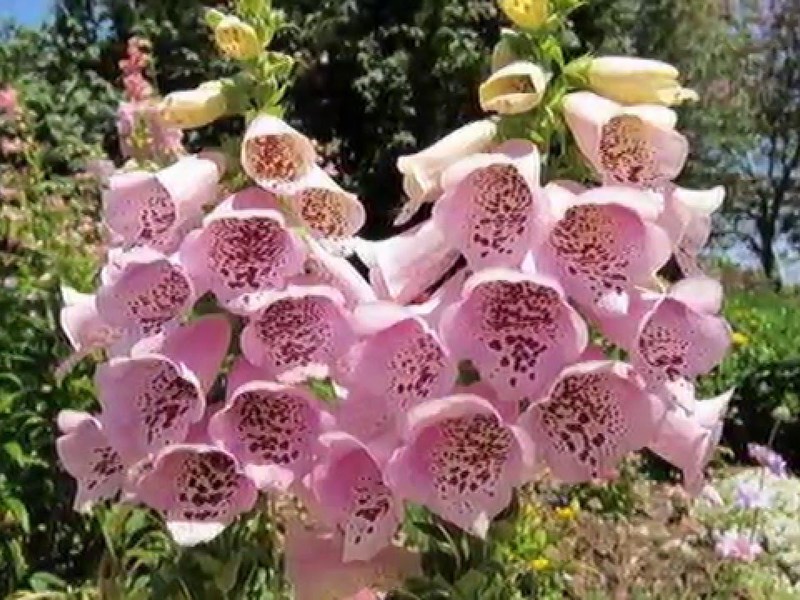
311 432 403 562
433 140 546 269
179 201 306 314
519 361 666 482
386 394 534 537
135 444 257 545
284 524 420 600
208 380 329 492
355 219 459 305
56 411 125 512
240 285 356 383
58 286 123 375
291 238 376 308
241 115 316 194
440 269 588 403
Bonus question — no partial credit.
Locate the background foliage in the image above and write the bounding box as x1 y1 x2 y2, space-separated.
1 0 799 597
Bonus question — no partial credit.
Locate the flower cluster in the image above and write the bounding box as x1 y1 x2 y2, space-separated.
116 37 184 165
55 3 735 597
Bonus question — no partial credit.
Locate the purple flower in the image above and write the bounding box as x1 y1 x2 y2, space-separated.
735 480 773 510
715 530 763 562
748 443 788 478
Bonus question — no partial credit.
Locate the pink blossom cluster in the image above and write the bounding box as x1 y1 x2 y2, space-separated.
0 85 20 118
116 37 183 163
57 98 732 595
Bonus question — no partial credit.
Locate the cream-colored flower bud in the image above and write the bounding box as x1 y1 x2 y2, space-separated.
214 15 261 61
479 61 548 115
160 81 228 130
498 0 549 30
588 56 699 106
394 120 498 225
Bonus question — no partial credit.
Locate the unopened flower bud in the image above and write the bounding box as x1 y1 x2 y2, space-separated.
588 56 699 106
214 16 261 61
160 81 228 130
479 61 548 115
498 0 549 30
772 405 792 423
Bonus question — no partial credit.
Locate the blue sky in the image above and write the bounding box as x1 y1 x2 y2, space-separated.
1 0 51 26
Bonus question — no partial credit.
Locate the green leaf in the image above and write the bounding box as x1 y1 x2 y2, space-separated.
28 571 68 592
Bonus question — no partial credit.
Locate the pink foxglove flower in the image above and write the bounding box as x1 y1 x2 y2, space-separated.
539 186 671 316
386 394 535 537
179 193 306 314
209 360 332 491
657 186 725 276
440 269 588 403
715 530 763 562
104 154 222 252
432 140 546 269
649 389 733 493
96 247 196 341
563 91 688 188
135 444 257 546
290 167 366 239
310 432 403 562
519 361 666 482
56 411 125 512
284 524 420 600
626 278 731 405
355 219 460 305
240 285 355 383
58 286 124 377
96 316 230 464
242 115 317 194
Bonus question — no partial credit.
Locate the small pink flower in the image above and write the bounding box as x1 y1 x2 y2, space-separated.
0 85 20 117
0 137 24 155
715 530 763 562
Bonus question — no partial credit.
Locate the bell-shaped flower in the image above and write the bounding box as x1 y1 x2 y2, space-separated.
518 361 667 483
179 193 306 313
563 91 688 189
160 81 229 130
241 115 317 194
288 167 366 239
498 0 549 30
657 185 725 277
96 315 231 464
56 410 126 512
213 14 261 61
96 247 197 341
386 394 535 537
432 140 547 270
649 389 733 493
395 120 497 226
588 57 699 107
440 269 588 403
240 285 356 383
291 238 376 308
539 186 671 316
479 61 549 115
134 444 257 545
284 523 420 600
209 360 332 491
628 278 731 403
58 286 124 377
309 432 403 562
354 219 460 305
104 153 222 252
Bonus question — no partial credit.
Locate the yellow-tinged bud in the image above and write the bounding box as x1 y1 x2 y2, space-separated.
554 506 578 521
588 56 699 106
214 16 262 61
529 558 550 571
498 0 549 30
479 61 548 115
731 332 749 347
160 81 228 130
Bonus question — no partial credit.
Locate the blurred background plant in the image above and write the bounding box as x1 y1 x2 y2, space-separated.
1 0 799 597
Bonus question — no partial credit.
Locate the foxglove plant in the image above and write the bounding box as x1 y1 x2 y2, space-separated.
56 0 738 596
